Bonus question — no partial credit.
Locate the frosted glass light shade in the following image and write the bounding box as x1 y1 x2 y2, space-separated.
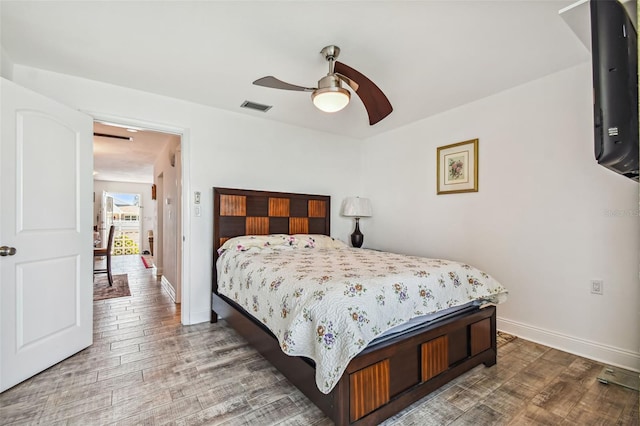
312 87 350 113
341 197 372 218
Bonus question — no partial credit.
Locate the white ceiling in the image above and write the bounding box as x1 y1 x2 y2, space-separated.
2 0 593 179
0 0 591 138
93 122 177 183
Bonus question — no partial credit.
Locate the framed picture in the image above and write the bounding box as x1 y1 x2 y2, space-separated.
151 184 157 200
437 139 478 194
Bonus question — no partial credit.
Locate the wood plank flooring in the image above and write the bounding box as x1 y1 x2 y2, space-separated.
1 255 638 425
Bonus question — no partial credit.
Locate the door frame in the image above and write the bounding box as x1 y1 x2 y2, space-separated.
88 112 191 325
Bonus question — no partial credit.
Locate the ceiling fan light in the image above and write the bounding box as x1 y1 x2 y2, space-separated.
312 87 350 113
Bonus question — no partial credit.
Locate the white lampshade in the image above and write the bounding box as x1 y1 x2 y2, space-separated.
312 87 350 113
341 197 373 218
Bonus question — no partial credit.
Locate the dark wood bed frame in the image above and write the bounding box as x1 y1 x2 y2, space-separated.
211 187 497 425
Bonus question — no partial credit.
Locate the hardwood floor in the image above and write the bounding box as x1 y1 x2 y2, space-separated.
1 255 638 425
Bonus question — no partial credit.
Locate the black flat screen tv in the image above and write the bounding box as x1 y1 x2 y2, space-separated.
590 0 638 181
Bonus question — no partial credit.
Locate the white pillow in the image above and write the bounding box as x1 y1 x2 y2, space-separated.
218 235 288 254
292 234 347 249
218 234 347 255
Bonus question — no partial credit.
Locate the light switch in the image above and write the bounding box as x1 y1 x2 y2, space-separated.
194 191 201 204
194 206 201 217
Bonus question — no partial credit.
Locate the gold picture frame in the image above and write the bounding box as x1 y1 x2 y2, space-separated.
437 139 478 194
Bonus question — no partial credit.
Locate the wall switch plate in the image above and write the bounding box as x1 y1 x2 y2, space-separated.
591 279 604 295
194 191 201 204
194 205 201 217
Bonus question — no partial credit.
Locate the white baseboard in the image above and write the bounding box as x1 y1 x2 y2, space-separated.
183 309 211 325
160 275 176 302
498 316 640 373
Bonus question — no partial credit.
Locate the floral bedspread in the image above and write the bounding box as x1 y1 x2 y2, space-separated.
216 243 508 394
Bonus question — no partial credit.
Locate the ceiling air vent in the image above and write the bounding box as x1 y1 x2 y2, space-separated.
241 100 272 112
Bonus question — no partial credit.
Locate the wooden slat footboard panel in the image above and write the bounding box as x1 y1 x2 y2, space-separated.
349 360 390 422
471 318 492 356
421 335 449 382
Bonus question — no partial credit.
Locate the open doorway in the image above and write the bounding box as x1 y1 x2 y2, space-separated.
106 192 142 256
92 120 183 306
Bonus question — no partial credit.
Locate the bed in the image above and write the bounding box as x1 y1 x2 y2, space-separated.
211 187 507 425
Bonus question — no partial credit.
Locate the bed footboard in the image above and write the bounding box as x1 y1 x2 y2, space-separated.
333 305 496 425
213 292 496 425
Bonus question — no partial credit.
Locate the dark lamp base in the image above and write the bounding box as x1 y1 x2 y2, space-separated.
351 218 364 248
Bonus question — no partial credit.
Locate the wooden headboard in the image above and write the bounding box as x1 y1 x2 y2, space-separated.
213 187 331 256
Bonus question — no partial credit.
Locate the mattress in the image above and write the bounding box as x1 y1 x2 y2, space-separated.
368 300 481 346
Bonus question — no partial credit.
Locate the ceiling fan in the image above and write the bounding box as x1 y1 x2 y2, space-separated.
253 45 393 125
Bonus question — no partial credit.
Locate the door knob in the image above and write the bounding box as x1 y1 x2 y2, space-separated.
0 246 17 256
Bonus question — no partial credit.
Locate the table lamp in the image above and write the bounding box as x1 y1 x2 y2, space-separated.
341 197 372 248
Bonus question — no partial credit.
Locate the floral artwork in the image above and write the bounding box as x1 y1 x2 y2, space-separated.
447 156 466 181
216 241 507 394
444 151 469 184
437 139 479 194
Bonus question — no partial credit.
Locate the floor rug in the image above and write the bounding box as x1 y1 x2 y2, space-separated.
497 331 517 348
93 274 131 301
141 256 153 269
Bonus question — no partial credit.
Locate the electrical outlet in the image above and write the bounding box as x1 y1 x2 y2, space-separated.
591 279 604 295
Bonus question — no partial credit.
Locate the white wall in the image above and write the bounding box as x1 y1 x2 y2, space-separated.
13 64 362 325
154 137 181 302
92 180 155 254
1 47 13 80
362 63 640 371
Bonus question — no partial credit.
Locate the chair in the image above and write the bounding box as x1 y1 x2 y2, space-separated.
94 225 115 286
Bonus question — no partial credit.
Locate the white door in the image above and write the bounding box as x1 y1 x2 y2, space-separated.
0 79 93 392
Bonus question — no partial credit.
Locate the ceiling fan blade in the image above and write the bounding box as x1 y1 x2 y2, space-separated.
334 62 393 125
253 76 315 92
